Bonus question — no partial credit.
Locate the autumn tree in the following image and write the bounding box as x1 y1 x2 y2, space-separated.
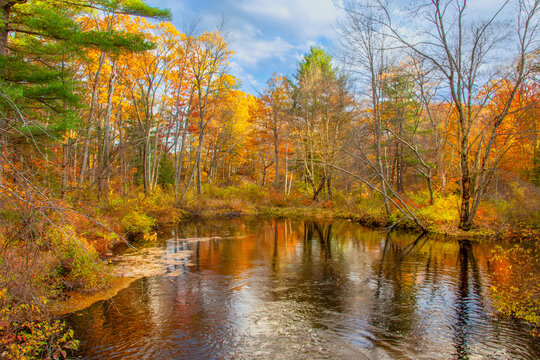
187 31 233 195
380 65 438 205
0 0 169 109
291 46 353 201
116 19 179 194
260 73 291 187
347 0 539 229
339 2 432 230
339 2 392 215
0 1 170 352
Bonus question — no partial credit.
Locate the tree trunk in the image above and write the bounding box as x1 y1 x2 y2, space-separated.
0 2 10 57
312 177 326 202
150 123 160 191
377 125 391 216
273 112 280 187
459 134 472 230
195 130 203 195
175 117 188 199
326 175 332 200
61 142 69 200
371 68 391 216
98 60 117 197
79 125 92 185
398 143 405 194
143 129 152 195
262 163 267 186
119 115 127 196
427 168 434 205
79 53 105 185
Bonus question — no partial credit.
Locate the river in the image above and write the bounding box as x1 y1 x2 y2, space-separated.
66 218 540 359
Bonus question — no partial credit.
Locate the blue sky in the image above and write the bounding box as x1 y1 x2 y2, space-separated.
148 0 345 94
148 0 509 94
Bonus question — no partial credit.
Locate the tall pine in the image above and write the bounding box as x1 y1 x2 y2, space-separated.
0 0 170 112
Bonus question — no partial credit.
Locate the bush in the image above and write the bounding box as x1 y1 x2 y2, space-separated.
44 226 107 292
120 210 156 236
293 181 313 200
109 187 182 228
492 183 540 228
418 193 460 226
268 192 288 207
136 189 182 225
0 289 79 360
204 183 268 203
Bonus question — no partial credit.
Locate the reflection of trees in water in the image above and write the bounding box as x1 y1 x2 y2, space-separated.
453 239 473 359
452 239 485 360
369 232 425 349
369 234 490 359
422 240 441 299
272 221 279 272
69 220 540 359
291 221 350 312
67 278 159 356
450 238 506 360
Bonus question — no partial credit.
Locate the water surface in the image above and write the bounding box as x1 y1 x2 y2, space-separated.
67 219 540 359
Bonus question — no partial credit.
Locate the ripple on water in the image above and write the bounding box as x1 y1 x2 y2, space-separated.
67 219 540 360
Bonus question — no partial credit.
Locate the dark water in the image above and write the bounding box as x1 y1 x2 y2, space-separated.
67 219 540 359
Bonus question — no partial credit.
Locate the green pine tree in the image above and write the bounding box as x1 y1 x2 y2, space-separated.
0 0 170 113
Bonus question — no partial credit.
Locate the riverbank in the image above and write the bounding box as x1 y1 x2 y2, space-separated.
176 205 536 241
50 236 231 315
63 184 539 253
172 184 538 239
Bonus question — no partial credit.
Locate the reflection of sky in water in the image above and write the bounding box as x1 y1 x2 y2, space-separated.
67 219 540 360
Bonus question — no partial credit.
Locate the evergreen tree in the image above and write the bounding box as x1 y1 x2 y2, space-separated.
0 0 170 112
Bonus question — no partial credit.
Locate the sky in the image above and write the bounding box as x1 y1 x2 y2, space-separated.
147 0 511 95
147 0 345 94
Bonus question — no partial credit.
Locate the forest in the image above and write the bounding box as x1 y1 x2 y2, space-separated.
0 0 539 358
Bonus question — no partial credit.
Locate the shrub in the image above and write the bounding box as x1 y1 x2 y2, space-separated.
268 192 287 207
44 226 107 292
492 183 540 228
158 156 175 186
108 187 182 228
331 190 349 208
293 181 313 200
136 189 182 225
120 210 156 236
0 289 79 360
418 193 460 226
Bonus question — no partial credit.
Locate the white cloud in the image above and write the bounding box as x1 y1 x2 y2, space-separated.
227 0 344 82
238 2 291 20
229 61 259 88
236 0 344 38
233 35 294 67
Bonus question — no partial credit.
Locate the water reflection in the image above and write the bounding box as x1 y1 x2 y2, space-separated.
67 219 540 360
